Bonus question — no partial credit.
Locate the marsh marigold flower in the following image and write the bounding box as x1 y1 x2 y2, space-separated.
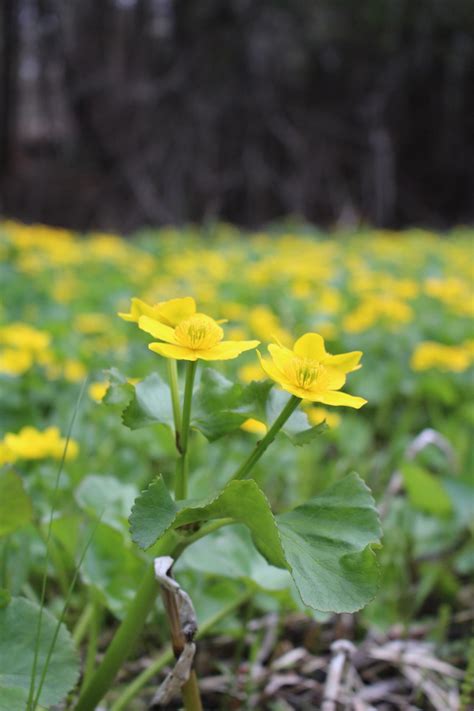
139 311 259 361
120 295 258 361
258 333 367 408
118 296 196 327
3 426 79 461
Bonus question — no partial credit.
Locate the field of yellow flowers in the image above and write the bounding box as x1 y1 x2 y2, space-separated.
0 221 473 709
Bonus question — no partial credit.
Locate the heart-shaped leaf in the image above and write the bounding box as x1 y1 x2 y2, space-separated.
277 473 382 612
130 477 286 568
122 372 175 430
130 472 381 613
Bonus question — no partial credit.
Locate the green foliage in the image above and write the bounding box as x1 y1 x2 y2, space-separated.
130 473 381 612
277 473 381 612
122 372 175 431
0 470 33 537
400 462 452 516
0 597 79 710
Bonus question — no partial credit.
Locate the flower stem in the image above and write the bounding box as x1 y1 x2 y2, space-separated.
74 531 176 711
175 360 197 500
230 395 301 481
167 359 181 433
109 590 252 711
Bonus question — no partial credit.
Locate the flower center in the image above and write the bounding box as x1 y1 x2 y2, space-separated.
288 357 320 389
174 314 223 350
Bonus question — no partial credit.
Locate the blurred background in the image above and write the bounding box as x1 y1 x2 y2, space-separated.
1 3 474 709
1 0 473 232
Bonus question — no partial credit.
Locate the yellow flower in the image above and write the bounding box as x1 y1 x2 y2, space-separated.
240 418 267 435
3 426 79 461
139 312 259 362
306 406 341 428
411 341 472 372
88 381 109 402
0 442 16 466
238 363 266 383
118 296 196 326
0 348 33 375
63 359 87 382
258 333 366 408
0 322 50 352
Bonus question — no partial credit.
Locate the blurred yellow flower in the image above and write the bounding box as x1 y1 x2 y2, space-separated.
140 312 259 362
248 305 291 346
0 348 33 375
3 426 79 461
64 359 87 382
240 418 267 435
306 406 341 428
0 442 16 466
74 313 110 334
411 341 472 372
0 323 50 352
88 381 109 402
238 362 265 383
258 333 366 408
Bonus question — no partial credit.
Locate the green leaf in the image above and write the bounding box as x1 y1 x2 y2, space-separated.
130 477 286 567
0 470 33 537
81 523 146 618
129 477 177 550
0 596 79 710
267 389 327 446
440 477 474 527
130 473 382 613
174 480 286 568
191 369 250 441
277 473 382 612
401 463 452 516
102 368 134 410
178 524 291 592
75 475 138 532
121 373 174 430
0 589 11 608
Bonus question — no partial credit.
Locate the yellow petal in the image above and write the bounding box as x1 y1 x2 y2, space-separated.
317 366 346 391
156 297 196 326
293 333 327 360
274 382 313 399
257 350 287 383
317 391 367 409
149 343 198 360
196 340 260 361
139 316 178 343
117 311 135 322
118 297 157 323
267 343 294 372
323 350 362 373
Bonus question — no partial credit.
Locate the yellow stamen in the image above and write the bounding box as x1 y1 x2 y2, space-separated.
174 314 223 350
286 356 321 389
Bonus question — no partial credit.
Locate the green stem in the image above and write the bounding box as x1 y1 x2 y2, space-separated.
167 359 181 433
74 532 175 711
109 590 252 711
72 602 94 646
81 600 101 690
230 395 301 481
175 361 197 500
